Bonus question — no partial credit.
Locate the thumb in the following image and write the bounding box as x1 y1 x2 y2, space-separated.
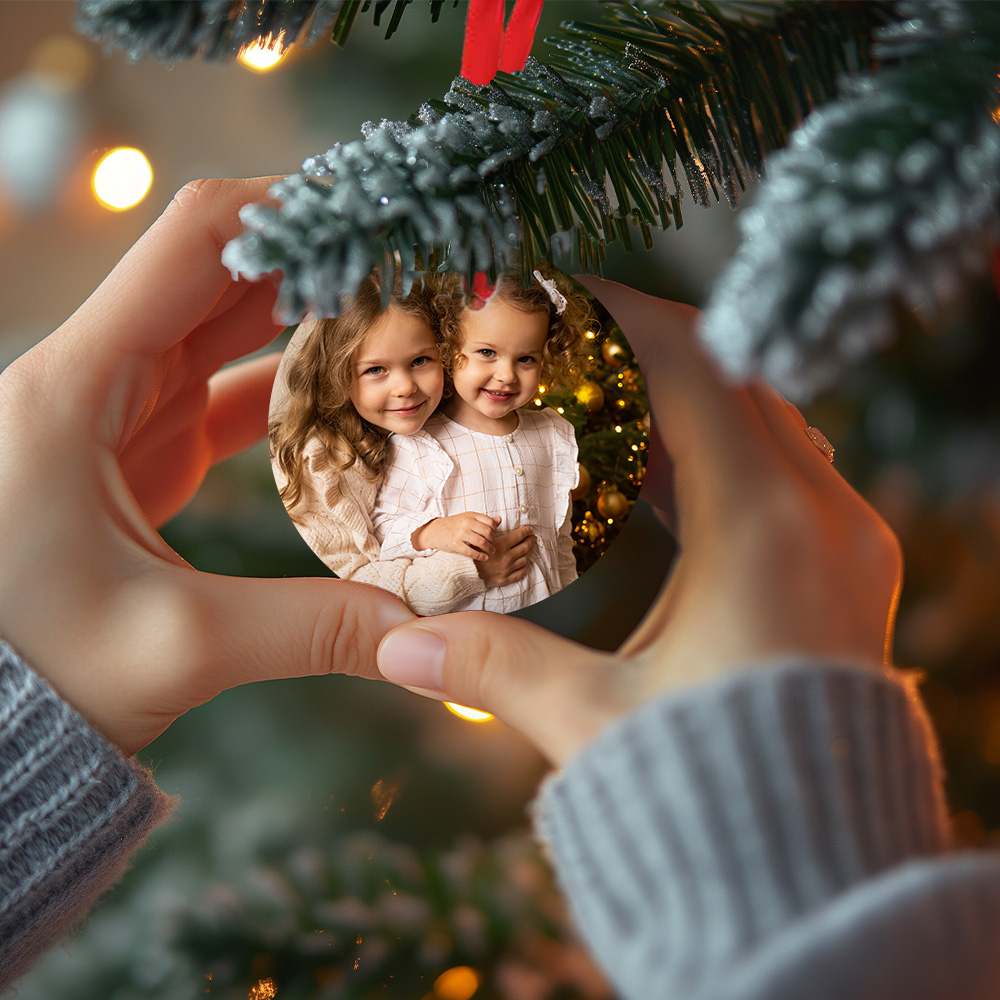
377 613 617 764
184 573 416 694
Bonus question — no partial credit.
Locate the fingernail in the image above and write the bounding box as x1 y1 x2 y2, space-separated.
378 627 445 692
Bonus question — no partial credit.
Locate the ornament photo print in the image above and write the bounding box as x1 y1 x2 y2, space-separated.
268 265 648 615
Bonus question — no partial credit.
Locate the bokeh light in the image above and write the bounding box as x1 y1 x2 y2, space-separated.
238 34 287 71
444 703 493 723
92 147 152 210
434 965 481 1000
30 35 92 92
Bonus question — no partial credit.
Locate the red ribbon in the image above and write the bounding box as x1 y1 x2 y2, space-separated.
460 0 544 86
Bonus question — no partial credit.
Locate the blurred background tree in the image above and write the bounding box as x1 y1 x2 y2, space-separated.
2 2 999 997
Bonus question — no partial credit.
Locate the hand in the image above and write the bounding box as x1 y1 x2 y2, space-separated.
412 512 501 560
377 277 902 764
0 177 415 755
476 525 535 587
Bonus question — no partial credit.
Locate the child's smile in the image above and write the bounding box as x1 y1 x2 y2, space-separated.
444 299 549 435
348 307 444 435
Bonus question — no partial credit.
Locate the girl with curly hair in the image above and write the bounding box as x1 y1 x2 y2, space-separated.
373 266 593 613
270 266 536 615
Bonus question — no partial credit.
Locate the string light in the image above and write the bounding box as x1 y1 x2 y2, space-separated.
92 147 152 210
238 33 287 71
445 703 493 722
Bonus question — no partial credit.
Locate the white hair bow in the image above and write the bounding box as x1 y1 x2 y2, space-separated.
532 269 567 315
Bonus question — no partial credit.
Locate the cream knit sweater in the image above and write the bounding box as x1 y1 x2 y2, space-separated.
278 436 487 616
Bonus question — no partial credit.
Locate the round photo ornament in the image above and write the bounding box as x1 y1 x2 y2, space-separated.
268 263 648 615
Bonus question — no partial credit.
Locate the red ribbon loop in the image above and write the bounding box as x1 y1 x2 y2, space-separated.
460 0 544 86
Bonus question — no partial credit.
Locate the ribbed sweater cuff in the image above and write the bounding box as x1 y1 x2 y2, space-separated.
0 641 174 989
532 660 951 999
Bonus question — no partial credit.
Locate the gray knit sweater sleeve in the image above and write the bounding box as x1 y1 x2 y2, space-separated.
0 641 174 989
534 660 1000 1000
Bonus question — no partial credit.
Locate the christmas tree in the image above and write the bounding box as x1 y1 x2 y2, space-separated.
12 1 1000 995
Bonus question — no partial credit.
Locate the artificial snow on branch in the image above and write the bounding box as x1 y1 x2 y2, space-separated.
218 1 883 320
700 0 1000 400
75 0 452 63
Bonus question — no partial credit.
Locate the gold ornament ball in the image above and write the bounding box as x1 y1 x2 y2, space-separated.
602 340 628 367
574 512 605 545
576 380 605 413
597 486 629 520
571 463 592 500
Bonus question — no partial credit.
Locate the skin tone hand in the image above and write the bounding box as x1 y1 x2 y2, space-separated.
476 525 535 587
377 277 902 765
0 177 416 755
411 512 501 560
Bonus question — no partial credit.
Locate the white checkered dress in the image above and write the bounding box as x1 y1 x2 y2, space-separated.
374 407 579 613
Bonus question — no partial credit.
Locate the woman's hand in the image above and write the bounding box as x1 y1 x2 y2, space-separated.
412 512 500 560
377 278 902 765
476 525 535 587
0 177 415 755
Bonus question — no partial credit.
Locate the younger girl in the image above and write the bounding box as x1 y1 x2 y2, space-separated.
373 267 592 613
269 267 535 615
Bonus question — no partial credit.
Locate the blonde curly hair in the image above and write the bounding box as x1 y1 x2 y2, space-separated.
269 267 443 513
438 263 594 389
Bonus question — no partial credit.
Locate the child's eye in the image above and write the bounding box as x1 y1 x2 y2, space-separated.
361 365 385 377
518 355 539 365
476 349 496 359
411 355 434 368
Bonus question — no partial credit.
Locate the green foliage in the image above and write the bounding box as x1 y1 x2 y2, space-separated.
74 0 452 63
701 0 1000 399
173 832 603 999
220 1 885 320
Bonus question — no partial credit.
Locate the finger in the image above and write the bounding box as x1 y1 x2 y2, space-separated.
574 275 784 524
377 614 618 764
460 543 490 561
508 537 534 558
469 530 497 554
183 573 416 696
205 353 283 464
59 176 280 359
185 277 284 375
746 382 845 487
471 513 499 532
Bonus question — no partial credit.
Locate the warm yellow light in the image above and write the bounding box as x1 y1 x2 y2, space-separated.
238 33 287 71
30 36 91 91
434 965 481 1000
445 702 493 722
92 148 152 210
585 330 596 339
615 425 623 433
249 978 277 1000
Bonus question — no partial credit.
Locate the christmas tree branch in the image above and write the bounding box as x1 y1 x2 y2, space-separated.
700 0 1000 400
218 1 885 321
74 0 451 63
